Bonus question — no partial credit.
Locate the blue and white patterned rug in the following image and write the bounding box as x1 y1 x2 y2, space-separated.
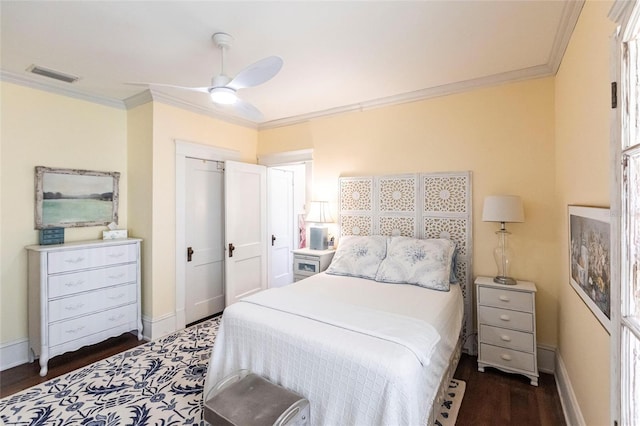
0 316 465 425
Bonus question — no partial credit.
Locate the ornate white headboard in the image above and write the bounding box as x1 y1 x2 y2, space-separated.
338 171 474 354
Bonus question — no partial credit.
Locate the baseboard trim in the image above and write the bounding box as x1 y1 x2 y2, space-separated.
555 352 586 426
537 343 556 374
0 338 29 372
142 313 177 341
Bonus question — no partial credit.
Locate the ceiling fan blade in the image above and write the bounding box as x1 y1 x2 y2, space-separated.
126 82 211 94
227 56 283 90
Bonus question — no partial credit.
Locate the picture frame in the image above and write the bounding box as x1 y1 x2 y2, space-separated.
35 166 120 229
568 205 611 333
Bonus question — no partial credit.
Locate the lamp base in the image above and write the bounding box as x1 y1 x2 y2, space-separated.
493 276 517 285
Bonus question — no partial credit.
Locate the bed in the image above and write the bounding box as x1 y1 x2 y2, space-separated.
204 172 473 425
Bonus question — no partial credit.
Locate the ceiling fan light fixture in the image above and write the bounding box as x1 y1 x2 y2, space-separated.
210 86 237 105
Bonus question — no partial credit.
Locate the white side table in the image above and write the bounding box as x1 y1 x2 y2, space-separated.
292 248 335 282
475 276 539 386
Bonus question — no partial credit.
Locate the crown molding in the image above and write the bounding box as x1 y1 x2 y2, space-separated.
548 0 585 74
146 89 258 130
0 70 126 109
258 63 554 130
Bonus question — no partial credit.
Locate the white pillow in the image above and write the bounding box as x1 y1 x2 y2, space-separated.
375 236 456 291
326 235 387 280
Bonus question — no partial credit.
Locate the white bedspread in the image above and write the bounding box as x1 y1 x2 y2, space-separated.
204 273 463 426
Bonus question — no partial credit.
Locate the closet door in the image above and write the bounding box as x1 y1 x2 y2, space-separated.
224 161 267 305
185 158 225 324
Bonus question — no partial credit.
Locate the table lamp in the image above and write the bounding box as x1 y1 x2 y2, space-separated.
482 195 525 285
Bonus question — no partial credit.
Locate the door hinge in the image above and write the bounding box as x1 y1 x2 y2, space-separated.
611 82 617 109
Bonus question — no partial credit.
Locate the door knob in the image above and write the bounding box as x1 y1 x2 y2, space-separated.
272 234 276 246
228 243 235 258
187 247 194 262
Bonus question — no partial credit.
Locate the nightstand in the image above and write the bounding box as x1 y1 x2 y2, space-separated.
475 276 539 386
292 248 335 282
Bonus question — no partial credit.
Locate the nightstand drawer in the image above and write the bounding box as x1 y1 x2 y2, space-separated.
480 343 535 373
293 257 320 276
478 286 533 313
478 305 534 332
479 324 534 353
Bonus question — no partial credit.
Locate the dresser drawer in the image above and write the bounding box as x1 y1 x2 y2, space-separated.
479 324 535 353
49 304 137 347
48 283 137 322
480 343 536 373
48 244 138 274
478 305 534 332
48 263 138 298
478 286 534 313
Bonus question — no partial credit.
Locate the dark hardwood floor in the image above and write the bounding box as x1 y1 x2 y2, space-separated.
454 353 566 426
1 336 566 425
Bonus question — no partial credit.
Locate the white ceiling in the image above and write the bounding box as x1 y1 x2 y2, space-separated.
0 1 583 129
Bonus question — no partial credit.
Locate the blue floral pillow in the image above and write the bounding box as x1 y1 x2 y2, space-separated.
375 236 456 291
326 235 387 280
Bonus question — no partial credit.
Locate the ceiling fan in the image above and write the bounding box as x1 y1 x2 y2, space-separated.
131 32 283 122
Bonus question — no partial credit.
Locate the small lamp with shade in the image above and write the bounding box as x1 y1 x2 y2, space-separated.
482 195 525 285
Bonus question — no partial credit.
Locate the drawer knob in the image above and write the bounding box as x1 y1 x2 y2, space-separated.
108 293 125 300
500 335 512 342
501 354 513 361
65 257 85 264
499 295 510 302
65 326 85 334
500 314 511 321
64 280 84 288
107 252 125 258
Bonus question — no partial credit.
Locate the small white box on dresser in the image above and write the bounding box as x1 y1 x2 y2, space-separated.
26 238 143 376
475 276 539 386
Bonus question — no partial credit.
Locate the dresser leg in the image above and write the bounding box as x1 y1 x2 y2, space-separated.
39 355 48 377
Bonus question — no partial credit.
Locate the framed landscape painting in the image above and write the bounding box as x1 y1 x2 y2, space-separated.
568 205 611 333
35 166 120 229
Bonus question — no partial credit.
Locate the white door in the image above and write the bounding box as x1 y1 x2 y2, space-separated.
224 160 267 305
185 158 225 324
268 168 294 287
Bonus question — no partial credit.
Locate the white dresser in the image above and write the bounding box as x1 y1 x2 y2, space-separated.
475 276 538 386
26 238 143 376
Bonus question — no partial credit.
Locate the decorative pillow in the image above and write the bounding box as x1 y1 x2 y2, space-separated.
375 236 456 291
325 235 387 280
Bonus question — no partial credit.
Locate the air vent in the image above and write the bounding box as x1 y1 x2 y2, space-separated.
27 65 79 83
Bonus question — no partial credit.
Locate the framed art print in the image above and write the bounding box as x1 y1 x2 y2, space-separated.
35 166 120 229
568 205 611 333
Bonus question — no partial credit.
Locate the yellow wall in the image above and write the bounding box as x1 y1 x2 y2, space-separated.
555 1 614 424
260 77 560 347
127 102 154 317
0 82 128 342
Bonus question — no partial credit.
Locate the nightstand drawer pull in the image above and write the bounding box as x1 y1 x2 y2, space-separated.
500 314 511 321
501 354 513 361
500 335 512 342
499 295 510 302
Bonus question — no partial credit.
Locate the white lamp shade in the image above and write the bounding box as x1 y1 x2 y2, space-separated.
482 195 524 223
306 201 334 223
